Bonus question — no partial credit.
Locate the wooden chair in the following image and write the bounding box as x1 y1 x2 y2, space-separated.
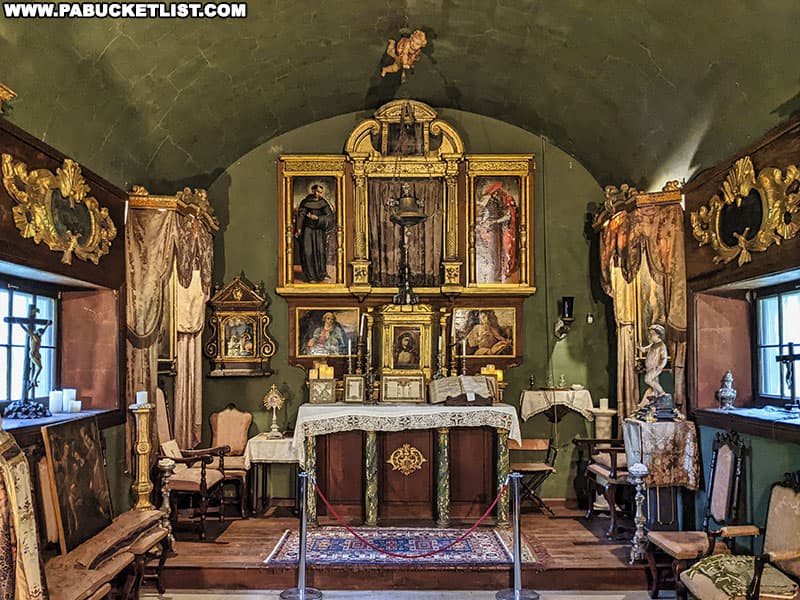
679 470 800 600
155 389 230 541
509 438 557 515
209 403 253 518
646 431 745 599
573 437 630 538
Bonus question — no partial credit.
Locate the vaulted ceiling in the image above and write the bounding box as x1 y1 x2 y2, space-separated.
2 0 799 192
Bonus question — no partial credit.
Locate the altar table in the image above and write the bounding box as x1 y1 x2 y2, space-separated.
292 403 522 527
623 419 700 490
243 434 300 513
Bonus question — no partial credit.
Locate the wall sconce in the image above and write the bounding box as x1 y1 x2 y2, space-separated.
554 296 575 340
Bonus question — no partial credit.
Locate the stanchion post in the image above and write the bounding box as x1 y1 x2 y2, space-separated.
496 472 539 600
280 472 322 600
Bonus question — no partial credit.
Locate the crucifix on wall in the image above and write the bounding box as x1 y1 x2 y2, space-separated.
3 303 52 419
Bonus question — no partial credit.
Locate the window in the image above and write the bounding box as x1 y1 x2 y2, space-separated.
0 282 58 402
756 284 800 403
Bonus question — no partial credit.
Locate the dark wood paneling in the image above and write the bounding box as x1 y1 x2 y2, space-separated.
450 427 494 518
317 431 364 519
379 430 434 519
0 118 127 289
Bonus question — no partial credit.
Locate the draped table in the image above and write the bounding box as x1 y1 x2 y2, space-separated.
292 403 521 527
520 389 595 422
243 434 301 513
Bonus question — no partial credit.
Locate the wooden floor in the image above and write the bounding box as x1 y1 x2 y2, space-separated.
158 502 650 592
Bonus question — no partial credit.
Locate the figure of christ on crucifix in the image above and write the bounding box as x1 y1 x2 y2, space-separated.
4 304 52 405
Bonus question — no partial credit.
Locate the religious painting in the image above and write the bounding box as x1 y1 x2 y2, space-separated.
381 375 426 403
222 316 256 357
466 156 534 292
392 326 421 370
296 307 359 358
308 378 336 404
42 416 113 553
452 307 517 358
277 156 346 293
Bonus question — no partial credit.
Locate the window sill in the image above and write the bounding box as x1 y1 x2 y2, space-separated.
693 407 800 444
1 408 125 446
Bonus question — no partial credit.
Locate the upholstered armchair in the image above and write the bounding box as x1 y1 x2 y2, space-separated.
646 431 745 599
209 403 253 518
679 471 800 600
155 388 230 541
573 437 630 538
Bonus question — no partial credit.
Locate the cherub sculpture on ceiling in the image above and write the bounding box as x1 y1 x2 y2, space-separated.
381 29 428 81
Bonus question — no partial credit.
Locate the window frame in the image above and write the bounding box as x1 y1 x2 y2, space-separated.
0 275 61 403
752 279 800 406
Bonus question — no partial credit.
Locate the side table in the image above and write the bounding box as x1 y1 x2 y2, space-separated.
244 433 300 514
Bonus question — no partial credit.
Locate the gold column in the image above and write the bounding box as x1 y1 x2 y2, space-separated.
350 167 371 290
441 167 462 292
305 435 317 525
436 427 450 528
365 430 378 526
129 402 155 510
496 428 510 527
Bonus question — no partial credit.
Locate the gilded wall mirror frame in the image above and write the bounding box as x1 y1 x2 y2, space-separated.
1 154 117 265
690 155 800 267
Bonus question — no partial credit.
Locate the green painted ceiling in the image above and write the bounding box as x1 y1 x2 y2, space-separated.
2 0 799 191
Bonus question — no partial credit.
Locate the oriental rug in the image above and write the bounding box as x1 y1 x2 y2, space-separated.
265 527 543 567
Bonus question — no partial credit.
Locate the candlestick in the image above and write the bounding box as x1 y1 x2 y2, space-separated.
360 314 367 338
347 339 353 374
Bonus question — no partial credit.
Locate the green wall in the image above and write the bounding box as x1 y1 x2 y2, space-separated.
102 422 133 514
695 426 800 552
205 108 609 499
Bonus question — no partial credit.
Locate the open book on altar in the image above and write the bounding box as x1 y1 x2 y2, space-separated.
428 375 497 406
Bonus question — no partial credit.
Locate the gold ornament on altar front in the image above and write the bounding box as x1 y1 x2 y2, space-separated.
263 384 285 439
387 443 427 476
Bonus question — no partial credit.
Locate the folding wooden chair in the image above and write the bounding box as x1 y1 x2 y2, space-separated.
509 437 557 515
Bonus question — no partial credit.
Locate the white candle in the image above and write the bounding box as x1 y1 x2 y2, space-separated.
70 400 82 413
348 339 352 356
62 388 76 413
136 390 148 406
599 397 609 411
462 339 467 357
48 390 63 414
360 314 366 338
438 336 443 354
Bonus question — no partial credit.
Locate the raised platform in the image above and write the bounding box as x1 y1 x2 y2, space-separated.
157 502 648 592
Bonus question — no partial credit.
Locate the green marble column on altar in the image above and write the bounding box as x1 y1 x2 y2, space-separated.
436 427 450 527
305 435 317 525
365 430 378 526
496 428 510 527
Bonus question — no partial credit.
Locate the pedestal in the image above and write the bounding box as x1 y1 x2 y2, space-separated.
129 402 155 510
590 407 617 439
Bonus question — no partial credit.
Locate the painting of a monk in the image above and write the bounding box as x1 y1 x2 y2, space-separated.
293 177 337 283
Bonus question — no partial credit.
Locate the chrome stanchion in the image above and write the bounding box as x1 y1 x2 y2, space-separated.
496 473 539 600
281 472 323 600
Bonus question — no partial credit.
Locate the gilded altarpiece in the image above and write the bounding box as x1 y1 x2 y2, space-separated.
278 100 534 376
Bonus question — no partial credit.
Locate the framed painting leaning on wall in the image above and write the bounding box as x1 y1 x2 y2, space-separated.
42 415 113 553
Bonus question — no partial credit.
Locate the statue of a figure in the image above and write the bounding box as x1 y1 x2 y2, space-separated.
640 324 668 398
21 322 48 386
717 370 737 410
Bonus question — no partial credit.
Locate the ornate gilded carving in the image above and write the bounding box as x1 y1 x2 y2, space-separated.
689 156 799 267
129 185 219 232
496 428 510 527
436 428 450 527
365 430 378 526
2 154 117 264
0 82 16 112
387 443 428 476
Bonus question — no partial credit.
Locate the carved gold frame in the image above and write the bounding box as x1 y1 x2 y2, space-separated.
376 303 436 380
1 154 117 265
466 155 535 293
277 156 347 294
690 156 800 267
344 100 465 298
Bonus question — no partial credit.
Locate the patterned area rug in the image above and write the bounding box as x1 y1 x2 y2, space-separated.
265 527 542 567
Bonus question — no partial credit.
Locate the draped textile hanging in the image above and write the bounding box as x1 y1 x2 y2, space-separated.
599 201 687 417
125 209 177 464
172 215 213 449
0 430 46 600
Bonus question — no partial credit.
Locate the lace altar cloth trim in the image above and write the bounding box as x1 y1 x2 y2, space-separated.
292 404 521 467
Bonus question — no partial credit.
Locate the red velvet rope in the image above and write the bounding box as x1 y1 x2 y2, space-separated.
313 481 508 559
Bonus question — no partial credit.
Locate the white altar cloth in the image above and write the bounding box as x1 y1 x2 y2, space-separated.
292 403 522 466
243 434 300 469
519 389 595 421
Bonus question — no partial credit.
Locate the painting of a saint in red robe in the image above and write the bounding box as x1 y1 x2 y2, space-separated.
474 177 520 284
